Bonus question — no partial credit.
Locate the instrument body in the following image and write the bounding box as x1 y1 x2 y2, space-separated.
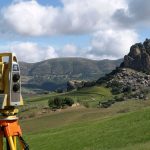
0 53 23 110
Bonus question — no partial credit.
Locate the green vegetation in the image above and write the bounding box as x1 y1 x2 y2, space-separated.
48 97 74 109
19 84 150 150
19 86 113 119
21 105 150 150
24 86 113 108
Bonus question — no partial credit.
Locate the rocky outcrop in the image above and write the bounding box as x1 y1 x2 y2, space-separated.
67 80 96 91
107 68 150 91
67 80 86 91
97 68 150 99
96 39 150 102
121 39 150 73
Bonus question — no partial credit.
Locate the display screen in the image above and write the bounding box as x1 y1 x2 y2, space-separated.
13 64 19 71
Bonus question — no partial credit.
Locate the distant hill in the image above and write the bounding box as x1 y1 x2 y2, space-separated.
20 57 122 92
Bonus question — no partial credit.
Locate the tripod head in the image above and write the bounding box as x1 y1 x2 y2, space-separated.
0 53 23 116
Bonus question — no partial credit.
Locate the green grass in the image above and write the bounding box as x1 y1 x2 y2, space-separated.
67 86 112 98
22 86 113 112
19 86 113 119
19 85 150 150
27 86 111 101
21 107 150 150
50 86 113 107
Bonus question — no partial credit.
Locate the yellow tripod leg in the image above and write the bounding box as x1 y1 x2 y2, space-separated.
13 136 17 149
0 133 3 150
7 136 16 150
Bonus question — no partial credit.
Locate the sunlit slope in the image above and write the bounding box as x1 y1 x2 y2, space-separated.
22 107 150 150
26 86 112 103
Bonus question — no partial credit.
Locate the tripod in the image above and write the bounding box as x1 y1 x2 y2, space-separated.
0 116 29 150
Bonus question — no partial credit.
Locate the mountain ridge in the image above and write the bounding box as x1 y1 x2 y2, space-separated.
20 57 122 92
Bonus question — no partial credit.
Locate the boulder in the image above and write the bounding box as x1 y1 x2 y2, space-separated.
67 80 86 91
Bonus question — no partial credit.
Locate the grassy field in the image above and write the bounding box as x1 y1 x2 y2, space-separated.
19 86 113 119
20 98 150 150
24 86 113 107
18 85 150 150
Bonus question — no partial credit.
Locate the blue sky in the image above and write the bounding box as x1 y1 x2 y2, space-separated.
38 0 63 7
0 0 63 7
0 0 149 62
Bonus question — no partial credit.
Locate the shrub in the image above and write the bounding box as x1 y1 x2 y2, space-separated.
99 99 116 108
123 86 132 93
114 96 124 102
64 97 74 106
111 80 123 87
110 81 124 94
100 101 111 108
48 97 74 109
48 97 63 109
48 99 54 108
111 87 122 94
53 97 63 108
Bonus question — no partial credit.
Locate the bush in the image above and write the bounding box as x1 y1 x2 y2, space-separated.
114 96 124 102
99 99 116 108
110 81 124 95
111 87 122 94
48 99 54 108
99 101 111 108
48 97 74 109
111 80 123 87
64 97 74 106
54 97 63 108
123 86 132 93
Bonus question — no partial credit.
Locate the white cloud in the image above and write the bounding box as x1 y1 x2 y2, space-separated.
3 1 59 36
9 42 58 62
3 0 127 36
113 0 150 28
1 0 145 61
88 29 138 59
58 44 78 57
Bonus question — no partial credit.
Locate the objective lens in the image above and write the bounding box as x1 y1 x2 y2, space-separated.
13 83 20 92
13 74 20 82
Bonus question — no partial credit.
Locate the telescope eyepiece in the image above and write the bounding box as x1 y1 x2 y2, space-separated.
13 74 20 82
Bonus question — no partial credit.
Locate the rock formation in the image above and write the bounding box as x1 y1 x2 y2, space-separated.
97 39 150 100
121 39 150 73
67 80 86 91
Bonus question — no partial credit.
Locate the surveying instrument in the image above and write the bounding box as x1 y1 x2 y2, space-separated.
0 53 29 150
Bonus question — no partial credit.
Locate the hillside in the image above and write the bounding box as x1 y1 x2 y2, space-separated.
21 100 150 150
20 57 122 92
